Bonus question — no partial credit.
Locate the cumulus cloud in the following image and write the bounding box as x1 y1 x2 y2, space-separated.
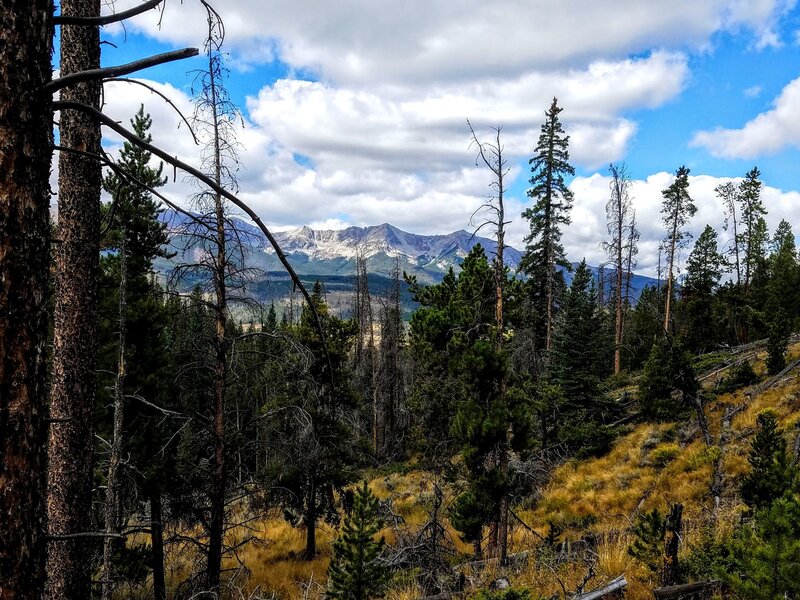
561 171 800 277
76 1 800 281
691 76 800 158
102 0 791 82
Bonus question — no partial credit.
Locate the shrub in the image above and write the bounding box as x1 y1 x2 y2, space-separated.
650 443 681 469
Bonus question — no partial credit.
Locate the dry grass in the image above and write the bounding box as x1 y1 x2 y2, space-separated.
124 342 800 599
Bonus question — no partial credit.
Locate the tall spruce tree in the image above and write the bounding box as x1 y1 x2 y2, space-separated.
408 246 530 558
681 225 726 353
738 167 767 294
660 165 696 333
766 219 799 325
551 260 614 454
520 97 574 351
98 104 169 599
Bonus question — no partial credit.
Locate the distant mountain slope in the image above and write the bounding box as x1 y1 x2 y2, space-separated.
156 210 659 309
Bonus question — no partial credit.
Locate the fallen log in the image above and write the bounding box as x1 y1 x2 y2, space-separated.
653 580 721 599
574 575 628 599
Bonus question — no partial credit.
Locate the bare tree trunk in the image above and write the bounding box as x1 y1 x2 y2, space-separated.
102 233 128 600
0 2 53 596
46 2 102 598
662 503 683 587
663 213 679 333
150 490 166 600
468 122 510 562
204 5 228 590
305 476 317 559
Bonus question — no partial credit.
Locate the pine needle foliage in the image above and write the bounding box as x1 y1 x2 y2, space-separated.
741 411 796 511
628 508 665 574
328 481 388 600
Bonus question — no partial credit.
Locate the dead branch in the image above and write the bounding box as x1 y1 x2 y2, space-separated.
53 99 335 390
45 48 199 93
54 0 164 25
103 77 198 144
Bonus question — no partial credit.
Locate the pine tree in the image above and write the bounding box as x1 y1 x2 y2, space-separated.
551 260 614 454
328 481 388 600
628 509 666 574
738 167 767 294
741 411 795 511
98 104 170 599
408 246 530 558
724 495 800 599
263 281 360 559
638 336 699 423
681 225 726 353
520 97 574 351
766 220 799 326
660 166 696 332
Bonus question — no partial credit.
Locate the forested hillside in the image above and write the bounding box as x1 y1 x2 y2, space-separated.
3 3 800 600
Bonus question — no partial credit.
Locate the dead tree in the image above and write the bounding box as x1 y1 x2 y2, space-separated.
46 2 103 597
662 503 683 587
351 252 378 448
0 2 53 597
374 259 407 458
603 163 637 374
190 2 241 591
467 120 511 563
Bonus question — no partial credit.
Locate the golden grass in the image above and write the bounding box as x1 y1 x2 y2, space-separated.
124 341 800 599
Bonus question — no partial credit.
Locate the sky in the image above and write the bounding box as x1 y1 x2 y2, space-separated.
61 0 800 275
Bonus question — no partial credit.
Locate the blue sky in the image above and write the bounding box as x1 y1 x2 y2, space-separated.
64 0 800 274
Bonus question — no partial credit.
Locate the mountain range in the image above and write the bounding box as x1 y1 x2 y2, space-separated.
156 210 659 314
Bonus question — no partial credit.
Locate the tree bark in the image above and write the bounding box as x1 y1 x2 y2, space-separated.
305 476 317 559
46 1 102 599
663 210 679 334
101 233 128 600
205 7 228 589
0 2 54 598
150 490 167 600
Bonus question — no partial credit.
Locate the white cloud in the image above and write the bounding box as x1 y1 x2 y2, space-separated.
102 0 792 81
562 171 800 277
744 85 763 97
691 76 800 158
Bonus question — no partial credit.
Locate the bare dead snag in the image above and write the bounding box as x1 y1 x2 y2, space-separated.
46 2 102 598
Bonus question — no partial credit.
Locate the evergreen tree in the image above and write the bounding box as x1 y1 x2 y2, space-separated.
724 495 800 599
741 411 796 511
660 166 696 332
101 104 169 275
766 312 789 375
262 281 361 558
551 260 615 454
520 97 574 351
97 104 170 598
328 481 389 600
624 285 665 370
766 220 799 327
738 167 767 294
638 336 699 422
408 246 531 557
681 225 726 353
628 509 665 574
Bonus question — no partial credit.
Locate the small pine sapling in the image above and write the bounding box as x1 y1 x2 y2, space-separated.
328 481 388 600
